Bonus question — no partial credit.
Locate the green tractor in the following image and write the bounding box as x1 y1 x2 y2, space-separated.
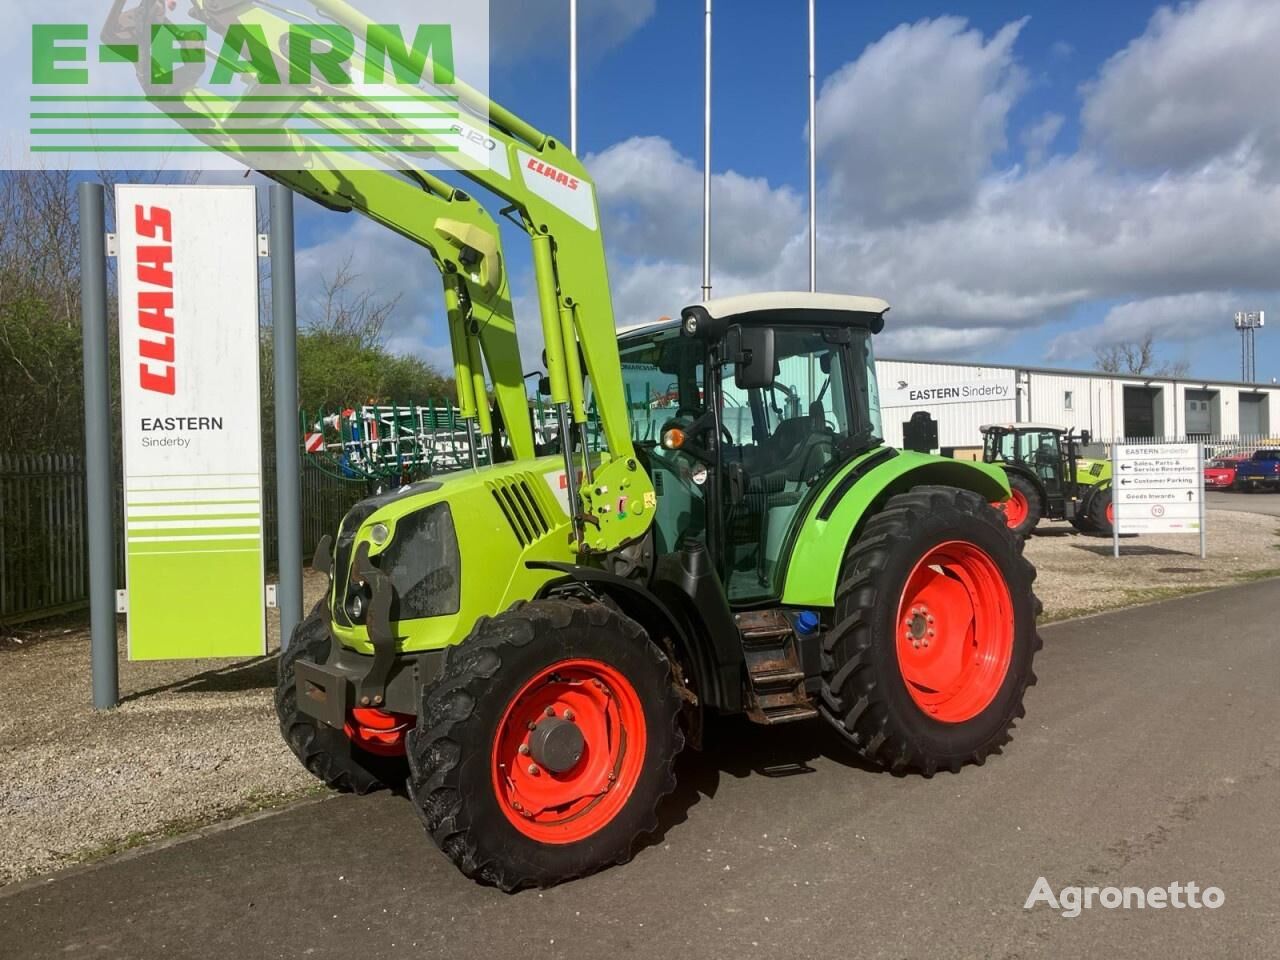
137 0 1044 892
981 423 1113 538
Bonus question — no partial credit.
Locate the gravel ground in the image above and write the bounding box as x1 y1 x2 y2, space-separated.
1024 508 1280 620
2 509 1277 886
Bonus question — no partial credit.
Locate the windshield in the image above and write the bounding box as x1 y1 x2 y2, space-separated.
616 328 705 443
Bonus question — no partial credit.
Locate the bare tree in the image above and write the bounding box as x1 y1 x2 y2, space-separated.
1094 333 1190 378
304 254 402 349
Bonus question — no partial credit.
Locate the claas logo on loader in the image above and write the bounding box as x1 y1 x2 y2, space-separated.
526 158 580 192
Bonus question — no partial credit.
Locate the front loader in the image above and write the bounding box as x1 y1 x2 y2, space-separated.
121 0 1045 891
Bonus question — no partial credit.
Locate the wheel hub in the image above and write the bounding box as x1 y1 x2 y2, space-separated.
895 541 1014 723
529 715 586 773
491 658 648 844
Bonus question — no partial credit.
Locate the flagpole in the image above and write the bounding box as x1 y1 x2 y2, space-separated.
569 0 578 154
808 0 817 292
702 0 713 300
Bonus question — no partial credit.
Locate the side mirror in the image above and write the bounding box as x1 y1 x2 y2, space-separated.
1079 430 1092 446
537 375 551 398
726 325 776 390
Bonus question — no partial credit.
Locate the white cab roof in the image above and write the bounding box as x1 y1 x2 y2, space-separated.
689 291 890 319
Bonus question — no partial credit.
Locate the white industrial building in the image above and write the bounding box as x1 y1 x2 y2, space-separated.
874 357 1280 451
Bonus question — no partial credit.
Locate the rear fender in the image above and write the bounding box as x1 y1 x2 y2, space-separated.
778 450 1010 608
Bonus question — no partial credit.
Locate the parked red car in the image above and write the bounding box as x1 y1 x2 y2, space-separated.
1204 455 1249 490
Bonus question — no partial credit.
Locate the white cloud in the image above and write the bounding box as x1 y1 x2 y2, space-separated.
284 2 1280 379
589 136 804 278
1046 291 1240 361
1021 113 1064 166
583 6 1280 369
815 16 1027 223
1081 0 1280 174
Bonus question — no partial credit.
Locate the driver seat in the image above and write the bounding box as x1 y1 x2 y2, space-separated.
749 401 836 585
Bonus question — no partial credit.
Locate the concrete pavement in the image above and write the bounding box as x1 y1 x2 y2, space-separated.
3 580 1278 960
1208 490 1280 516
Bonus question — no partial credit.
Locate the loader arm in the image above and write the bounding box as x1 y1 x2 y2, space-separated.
104 4 534 462
262 163 535 462
180 0 655 553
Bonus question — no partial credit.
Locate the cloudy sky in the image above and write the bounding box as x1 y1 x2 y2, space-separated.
286 0 1280 384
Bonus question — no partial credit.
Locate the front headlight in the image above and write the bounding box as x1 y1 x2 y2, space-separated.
346 587 368 623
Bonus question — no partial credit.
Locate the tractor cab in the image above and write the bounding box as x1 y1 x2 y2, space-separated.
980 423 1112 536
619 294 887 603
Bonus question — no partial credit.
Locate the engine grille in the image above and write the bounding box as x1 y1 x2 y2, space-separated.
488 474 552 547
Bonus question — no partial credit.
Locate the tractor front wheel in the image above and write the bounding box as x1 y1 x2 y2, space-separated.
407 599 684 891
1087 486 1115 536
275 601 408 794
820 486 1042 775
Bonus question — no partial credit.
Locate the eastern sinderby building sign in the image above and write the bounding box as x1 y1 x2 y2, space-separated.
116 185 265 660
880 371 1016 408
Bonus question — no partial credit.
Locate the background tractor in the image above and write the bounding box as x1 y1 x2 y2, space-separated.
981 424 1113 538
128 0 1045 892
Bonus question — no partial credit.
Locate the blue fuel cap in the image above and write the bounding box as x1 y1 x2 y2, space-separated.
795 610 820 636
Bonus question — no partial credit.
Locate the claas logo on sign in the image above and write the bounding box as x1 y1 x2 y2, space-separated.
134 205 176 396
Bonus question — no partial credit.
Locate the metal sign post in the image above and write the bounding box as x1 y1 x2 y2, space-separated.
271 184 303 650
1111 440 1120 559
79 182 119 709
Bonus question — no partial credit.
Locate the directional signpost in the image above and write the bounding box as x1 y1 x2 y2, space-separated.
1112 443 1206 559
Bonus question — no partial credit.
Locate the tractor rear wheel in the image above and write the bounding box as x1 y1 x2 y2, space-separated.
407 599 684 891
996 473 1041 538
275 601 409 794
820 486 1041 775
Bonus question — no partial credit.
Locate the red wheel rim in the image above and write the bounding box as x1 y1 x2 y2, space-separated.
344 707 413 757
995 489 1029 529
895 541 1014 723
491 658 647 844
1105 501 1115 524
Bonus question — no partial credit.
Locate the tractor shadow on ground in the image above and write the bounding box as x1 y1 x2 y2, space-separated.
643 714 885 850
1070 542 1187 558
120 654 279 703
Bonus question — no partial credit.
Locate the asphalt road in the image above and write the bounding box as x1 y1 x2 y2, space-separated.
4 580 1279 960
1208 489 1280 516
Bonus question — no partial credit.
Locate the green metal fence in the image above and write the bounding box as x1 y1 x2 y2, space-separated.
0 452 367 625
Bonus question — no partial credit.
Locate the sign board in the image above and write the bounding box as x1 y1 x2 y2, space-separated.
115 185 265 660
879 370 1016 408
1113 443 1204 535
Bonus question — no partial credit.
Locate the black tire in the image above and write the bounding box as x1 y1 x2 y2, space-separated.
1086 485 1114 536
819 485 1042 775
407 599 684 891
1067 511 1095 534
275 600 407 794
1002 472 1042 539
